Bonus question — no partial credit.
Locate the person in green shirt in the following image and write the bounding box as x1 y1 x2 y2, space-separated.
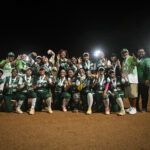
52 69 71 112
80 52 94 74
136 48 150 112
92 67 110 115
34 67 53 114
56 49 69 73
108 69 126 116
67 69 81 112
19 68 37 115
0 52 16 77
77 68 94 112
3 69 24 113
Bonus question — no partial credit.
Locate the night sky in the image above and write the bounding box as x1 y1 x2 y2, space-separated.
0 3 150 59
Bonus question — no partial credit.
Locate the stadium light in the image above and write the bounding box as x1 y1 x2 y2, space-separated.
93 49 102 57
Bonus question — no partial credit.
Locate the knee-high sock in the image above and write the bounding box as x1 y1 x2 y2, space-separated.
87 93 93 109
116 98 124 110
103 98 109 109
17 100 24 109
46 97 51 108
31 98 36 108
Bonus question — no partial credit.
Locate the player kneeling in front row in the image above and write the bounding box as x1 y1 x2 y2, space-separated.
87 67 110 115
3 69 24 113
53 69 71 112
108 70 126 116
35 67 53 114
18 68 37 115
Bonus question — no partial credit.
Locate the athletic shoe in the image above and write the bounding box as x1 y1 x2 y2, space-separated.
48 107 53 114
16 107 23 114
117 110 126 116
86 108 92 115
129 107 137 115
62 106 67 112
105 108 110 115
125 107 132 113
29 108 35 115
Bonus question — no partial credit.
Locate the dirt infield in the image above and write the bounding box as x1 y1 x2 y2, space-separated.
0 94 150 150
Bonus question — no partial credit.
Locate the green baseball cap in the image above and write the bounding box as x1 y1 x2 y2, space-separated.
121 49 128 53
8 52 15 56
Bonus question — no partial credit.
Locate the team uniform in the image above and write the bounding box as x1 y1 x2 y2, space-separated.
77 75 94 111
92 76 109 113
82 60 94 73
4 75 24 112
35 75 53 113
19 75 37 112
108 76 126 115
52 77 71 110
59 58 69 71
67 76 80 112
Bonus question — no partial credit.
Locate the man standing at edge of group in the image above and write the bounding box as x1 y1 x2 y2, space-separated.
136 48 150 112
121 48 138 115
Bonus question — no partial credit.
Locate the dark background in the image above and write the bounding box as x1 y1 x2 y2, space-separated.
0 3 150 60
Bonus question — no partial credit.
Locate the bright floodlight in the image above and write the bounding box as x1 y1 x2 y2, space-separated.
94 49 101 57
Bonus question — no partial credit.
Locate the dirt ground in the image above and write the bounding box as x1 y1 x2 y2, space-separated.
0 91 150 150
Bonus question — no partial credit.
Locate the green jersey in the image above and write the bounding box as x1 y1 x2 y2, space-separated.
108 77 124 93
0 60 14 76
20 75 35 93
78 75 93 93
5 76 20 94
82 60 94 73
68 76 80 93
93 76 107 92
54 77 67 93
137 57 150 83
59 58 69 71
36 75 49 92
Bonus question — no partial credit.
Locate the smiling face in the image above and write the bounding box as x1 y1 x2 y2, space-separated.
121 51 129 59
79 68 85 77
98 69 105 76
26 69 32 77
71 57 77 64
137 49 145 59
39 69 46 76
36 58 42 64
111 56 117 62
42 56 49 63
12 69 18 77
110 72 116 78
68 70 75 78
60 69 66 78
8 56 15 62
60 51 66 59
83 54 89 62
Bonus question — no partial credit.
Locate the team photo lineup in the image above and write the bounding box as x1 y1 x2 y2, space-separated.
0 48 149 116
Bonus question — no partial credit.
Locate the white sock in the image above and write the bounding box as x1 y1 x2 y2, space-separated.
46 97 51 108
116 98 124 111
103 99 109 109
31 98 36 108
87 93 93 109
17 100 24 109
